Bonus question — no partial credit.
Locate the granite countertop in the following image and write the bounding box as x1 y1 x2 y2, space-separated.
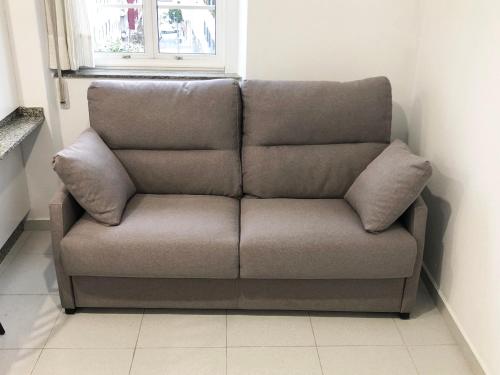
0 107 45 160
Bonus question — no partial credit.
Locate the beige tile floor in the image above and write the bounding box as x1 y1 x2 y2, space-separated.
0 231 476 375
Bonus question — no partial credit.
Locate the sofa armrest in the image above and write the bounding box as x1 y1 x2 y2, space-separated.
49 185 84 308
400 196 428 312
50 186 83 236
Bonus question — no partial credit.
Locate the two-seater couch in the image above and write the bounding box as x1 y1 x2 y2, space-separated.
50 77 427 319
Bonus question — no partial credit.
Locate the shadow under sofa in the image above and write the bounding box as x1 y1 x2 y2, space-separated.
50 77 428 319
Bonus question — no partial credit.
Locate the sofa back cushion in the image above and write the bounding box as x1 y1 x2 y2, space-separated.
241 77 392 198
88 79 242 197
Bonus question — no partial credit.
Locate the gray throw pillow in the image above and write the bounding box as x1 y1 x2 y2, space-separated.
345 139 432 233
52 128 136 225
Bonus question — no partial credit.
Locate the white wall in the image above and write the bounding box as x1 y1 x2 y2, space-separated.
0 1 30 247
6 0 64 221
0 0 18 117
245 0 421 141
409 0 500 373
56 78 93 146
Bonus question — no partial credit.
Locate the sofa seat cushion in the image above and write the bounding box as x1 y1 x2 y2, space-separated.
61 194 240 279
240 198 417 279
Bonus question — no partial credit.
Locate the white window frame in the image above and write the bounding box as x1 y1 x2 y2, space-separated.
94 0 226 71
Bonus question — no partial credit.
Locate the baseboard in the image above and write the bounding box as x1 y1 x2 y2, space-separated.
421 265 487 375
0 220 24 265
24 219 50 231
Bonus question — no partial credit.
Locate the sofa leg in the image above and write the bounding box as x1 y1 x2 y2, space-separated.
399 312 410 320
65 308 76 315
0 322 5 335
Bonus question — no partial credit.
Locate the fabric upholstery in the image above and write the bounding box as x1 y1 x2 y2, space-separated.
61 194 240 279
73 277 239 309
243 143 386 198
240 198 417 279
49 186 84 308
241 77 392 146
72 276 405 312
345 140 432 232
114 150 241 197
238 278 404 312
401 196 428 312
87 79 242 196
52 128 136 225
241 77 392 198
88 79 241 150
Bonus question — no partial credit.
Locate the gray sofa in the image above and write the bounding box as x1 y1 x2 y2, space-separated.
50 77 427 319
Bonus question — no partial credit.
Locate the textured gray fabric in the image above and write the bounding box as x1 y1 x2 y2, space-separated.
87 79 242 197
243 143 386 198
241 77 391 198
73 277 239 309
115 149 241 197
49 186 84 308
61 194 240 279
345 140 432 232
240 198 417 279
241 77 392 146
239 278 404 312
401 196 428 312
52 128 136 225
72 276 404 312
88 79 241 150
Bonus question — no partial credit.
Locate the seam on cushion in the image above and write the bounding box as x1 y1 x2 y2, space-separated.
233 80 241 150
237 199 241 278
240 80 251 146
241 142 388 148
234 80 243 197
111 148 239 152
384 77 392 143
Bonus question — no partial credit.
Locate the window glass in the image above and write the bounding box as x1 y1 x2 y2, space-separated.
157 5 216 54
93 0 145 53
91 0 221 66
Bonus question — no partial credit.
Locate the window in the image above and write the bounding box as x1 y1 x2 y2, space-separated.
91 0 224 69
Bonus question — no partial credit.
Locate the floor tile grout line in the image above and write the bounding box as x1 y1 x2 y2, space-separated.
29 308 63 375
308 312 325 375
42 309 63 349
393 315 421 374
41 308 64 351
3 344 468 352
30 347 139 350
29 348 44 375
128 308 145 375
3 344 432 350
405 345 422 375
393 316 410 347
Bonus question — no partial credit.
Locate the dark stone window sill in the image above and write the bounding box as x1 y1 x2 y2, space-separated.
56 68 241 81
